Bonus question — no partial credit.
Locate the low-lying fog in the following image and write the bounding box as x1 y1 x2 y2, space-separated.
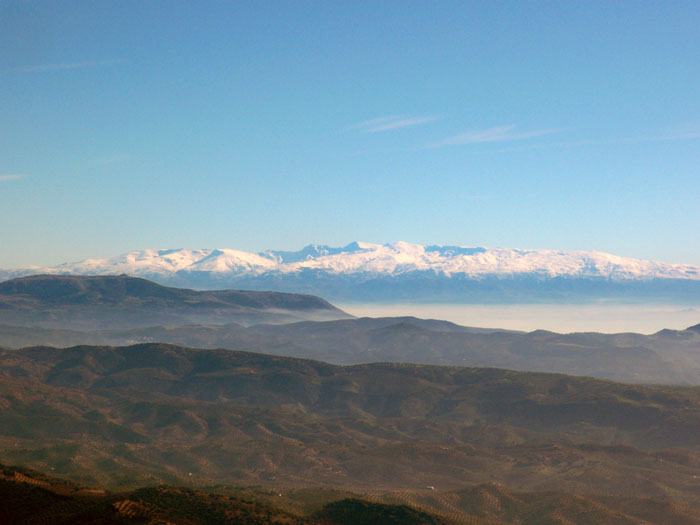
339 303 700 334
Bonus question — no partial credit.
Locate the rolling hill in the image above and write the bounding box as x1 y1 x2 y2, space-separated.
3 343 700 509
0 274 350 329
3 314 700 384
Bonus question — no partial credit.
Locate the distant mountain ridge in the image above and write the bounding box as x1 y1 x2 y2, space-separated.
4 313 700 384
0 274 349 329
2 242 700 302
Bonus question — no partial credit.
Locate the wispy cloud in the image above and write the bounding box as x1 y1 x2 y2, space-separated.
487 123 700 154
351 115 441 133
0 174 26 182
432 125 561 148
88 155 133 166
642 122 700 142
12 60 123 73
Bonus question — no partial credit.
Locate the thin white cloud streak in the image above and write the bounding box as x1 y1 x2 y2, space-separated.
487 126 700 154
12 60 123 73
349 116 402 130
650 132 700 141
366 116 441 132
432 125 562 148
0 174 26 182
350 115 441 133
642 122 700 142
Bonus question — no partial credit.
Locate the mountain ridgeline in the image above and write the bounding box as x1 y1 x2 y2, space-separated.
0 274 350 329
2 242 700 302
1 275 699 384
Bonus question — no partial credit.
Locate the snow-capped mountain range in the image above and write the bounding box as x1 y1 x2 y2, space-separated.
2 242 699 303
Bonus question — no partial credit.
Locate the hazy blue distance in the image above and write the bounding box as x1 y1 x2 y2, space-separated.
1 1 699 267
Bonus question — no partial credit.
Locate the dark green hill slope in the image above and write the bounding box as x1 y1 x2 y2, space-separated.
312 498 444 524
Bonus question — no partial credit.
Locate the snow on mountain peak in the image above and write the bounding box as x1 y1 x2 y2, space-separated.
2 243 699 283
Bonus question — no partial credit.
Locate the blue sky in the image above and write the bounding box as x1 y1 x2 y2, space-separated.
1 1 699 267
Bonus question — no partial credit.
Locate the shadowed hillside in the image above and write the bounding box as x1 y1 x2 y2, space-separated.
0 275 350 329
4 275 700 384
3 315 700 384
